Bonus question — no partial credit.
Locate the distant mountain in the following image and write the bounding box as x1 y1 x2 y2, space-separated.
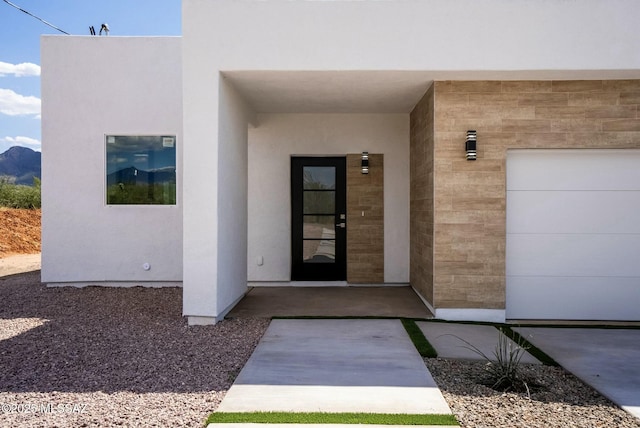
107 166 176 187
0 146 41 185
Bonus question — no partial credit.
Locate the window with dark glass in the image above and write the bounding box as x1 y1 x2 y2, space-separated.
106 135 176 205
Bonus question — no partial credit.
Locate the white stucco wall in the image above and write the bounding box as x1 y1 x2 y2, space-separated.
182 73 257 323
181 71 219 321
247 114 409 283
41 36 183 285
215 78 255 316
186 0 640 74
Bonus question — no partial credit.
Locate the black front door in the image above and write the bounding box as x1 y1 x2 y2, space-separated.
291 157 346 281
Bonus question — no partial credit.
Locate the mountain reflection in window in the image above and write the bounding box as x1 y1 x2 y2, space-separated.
106 135 176 205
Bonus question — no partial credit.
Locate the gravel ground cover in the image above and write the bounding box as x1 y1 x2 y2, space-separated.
2 270 640 427
426 358 640 428
0 271 269 427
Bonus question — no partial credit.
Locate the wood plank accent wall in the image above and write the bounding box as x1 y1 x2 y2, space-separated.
346 153 384 283
409 84 435 306
431 79 640 310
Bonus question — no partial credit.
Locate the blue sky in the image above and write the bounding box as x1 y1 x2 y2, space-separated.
0 0 181 154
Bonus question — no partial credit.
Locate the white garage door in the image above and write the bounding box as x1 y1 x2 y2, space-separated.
506 149 640 321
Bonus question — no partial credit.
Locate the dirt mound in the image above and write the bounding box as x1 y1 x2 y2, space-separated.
0 208 41 257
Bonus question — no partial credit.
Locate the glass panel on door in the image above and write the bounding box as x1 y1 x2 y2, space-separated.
302 166 336 263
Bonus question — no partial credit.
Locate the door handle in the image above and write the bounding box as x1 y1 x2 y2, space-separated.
336 222 346 228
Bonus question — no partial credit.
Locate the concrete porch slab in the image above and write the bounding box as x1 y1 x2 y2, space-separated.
417 322 541 364
216 319 451 415
226 286 432 318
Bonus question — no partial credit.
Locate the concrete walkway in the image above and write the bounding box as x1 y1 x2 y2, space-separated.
215 319 452 417
213 318 640 426
417 322 540 364
515 327 640 419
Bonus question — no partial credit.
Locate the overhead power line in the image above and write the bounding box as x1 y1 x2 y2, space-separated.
2 0 69 35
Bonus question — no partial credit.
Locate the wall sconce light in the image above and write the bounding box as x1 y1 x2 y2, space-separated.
465 130 477 161
361 151 369 174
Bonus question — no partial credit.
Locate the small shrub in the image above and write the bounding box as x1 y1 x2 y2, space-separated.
0 175 41 209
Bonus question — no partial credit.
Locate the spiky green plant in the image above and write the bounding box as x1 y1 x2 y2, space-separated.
446 328 531 393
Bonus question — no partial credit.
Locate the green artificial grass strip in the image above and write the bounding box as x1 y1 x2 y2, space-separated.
401 318 437 358
272 315 401 320
206 411 458 426
499 326 559 367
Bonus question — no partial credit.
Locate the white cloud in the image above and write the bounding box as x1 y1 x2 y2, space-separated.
0 61 41 77
0 136 41 151
0 88 41 116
